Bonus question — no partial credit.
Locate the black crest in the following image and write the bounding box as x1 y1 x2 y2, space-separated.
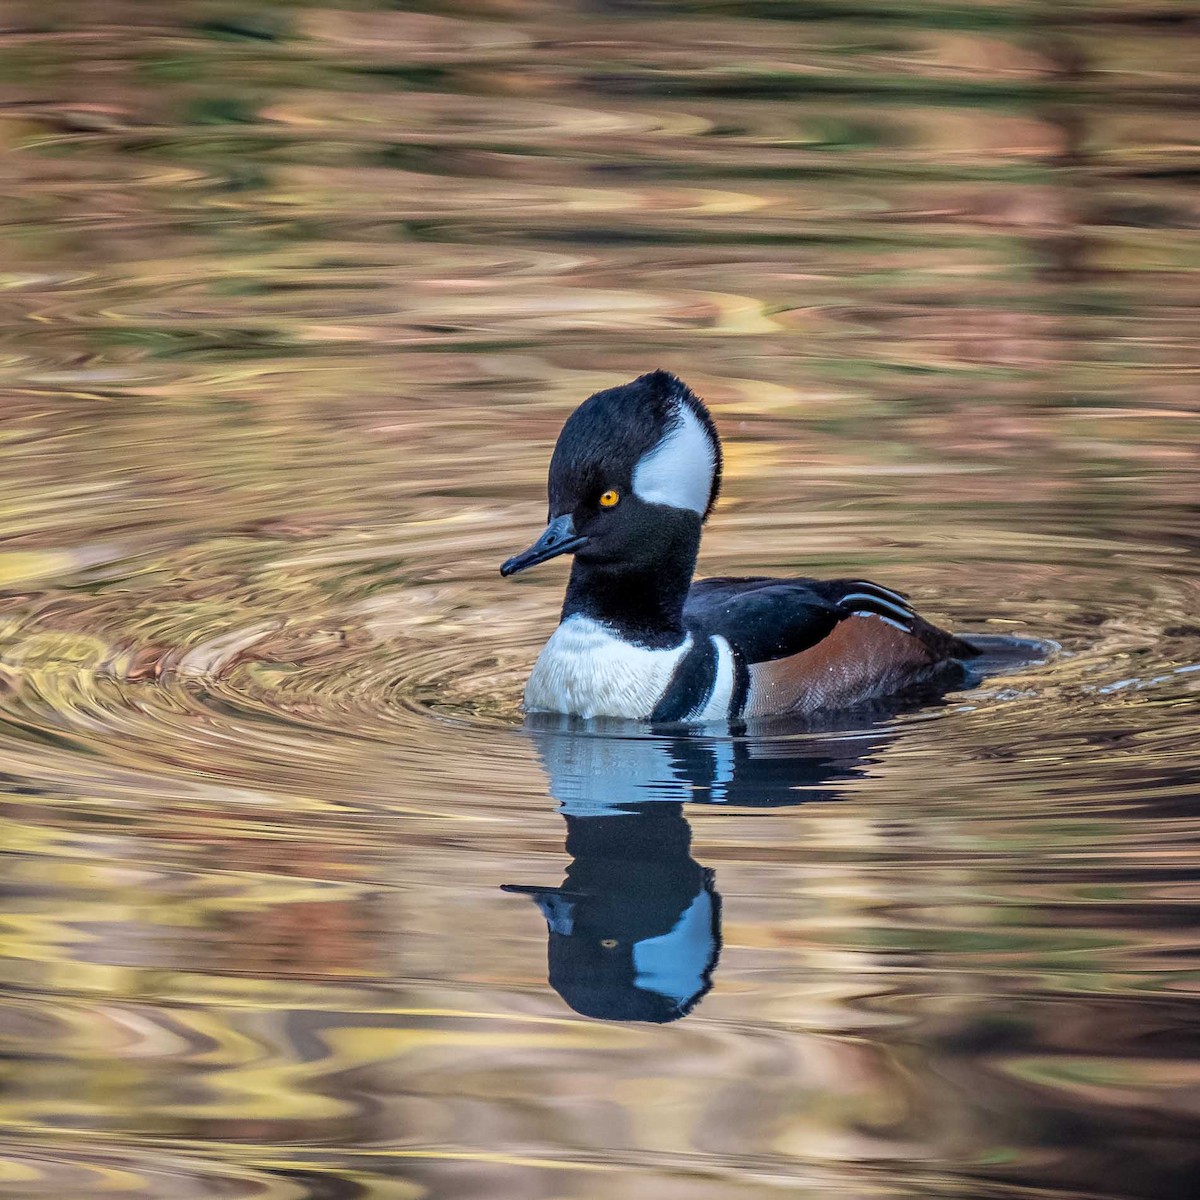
548 370 723 520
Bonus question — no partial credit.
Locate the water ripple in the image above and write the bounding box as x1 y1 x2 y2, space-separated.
0 2 1198 1199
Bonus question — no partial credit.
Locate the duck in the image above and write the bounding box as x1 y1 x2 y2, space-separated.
501 369 979 721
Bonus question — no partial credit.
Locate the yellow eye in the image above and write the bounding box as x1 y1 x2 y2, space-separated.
599 489 620 508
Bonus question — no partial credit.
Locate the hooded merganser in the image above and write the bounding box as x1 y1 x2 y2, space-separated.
501 370 979 721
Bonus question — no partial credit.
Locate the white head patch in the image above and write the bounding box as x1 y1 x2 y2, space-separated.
631 402 717 515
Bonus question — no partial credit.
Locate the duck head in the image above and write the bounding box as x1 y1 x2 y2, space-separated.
501 370 722 578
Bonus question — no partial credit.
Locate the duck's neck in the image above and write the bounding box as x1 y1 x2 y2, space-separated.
562 543 698 650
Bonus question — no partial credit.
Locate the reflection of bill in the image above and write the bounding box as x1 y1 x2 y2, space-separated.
504 717 889 1023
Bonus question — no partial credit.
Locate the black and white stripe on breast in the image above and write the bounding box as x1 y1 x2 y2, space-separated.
651 636 717 722
651 635 745 722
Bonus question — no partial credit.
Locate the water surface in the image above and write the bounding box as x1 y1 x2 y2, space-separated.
0 2 1198 1198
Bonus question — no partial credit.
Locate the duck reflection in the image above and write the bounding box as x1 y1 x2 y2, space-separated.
505 798 716 1023
504 716 887 1023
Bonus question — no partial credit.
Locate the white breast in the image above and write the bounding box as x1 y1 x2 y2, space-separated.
524 615 692 720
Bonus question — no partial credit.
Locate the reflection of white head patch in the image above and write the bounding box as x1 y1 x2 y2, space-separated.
632 889 714 1005
631 402 716 515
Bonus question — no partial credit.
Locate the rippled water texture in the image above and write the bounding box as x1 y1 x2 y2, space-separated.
1 2 1198 1198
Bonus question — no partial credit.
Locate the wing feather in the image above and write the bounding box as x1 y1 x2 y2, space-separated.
746 615 936 717
685 576 971 717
